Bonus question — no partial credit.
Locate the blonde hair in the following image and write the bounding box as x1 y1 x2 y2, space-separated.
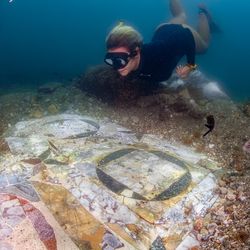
106 22 143 51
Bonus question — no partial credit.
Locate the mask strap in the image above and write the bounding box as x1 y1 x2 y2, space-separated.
130 50 138 57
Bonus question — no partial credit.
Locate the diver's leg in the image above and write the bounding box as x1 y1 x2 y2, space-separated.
182 6 210 54
168 0 187 24
196 10 210 49
193 3 224 52
156 0 186 30
182 24 210 54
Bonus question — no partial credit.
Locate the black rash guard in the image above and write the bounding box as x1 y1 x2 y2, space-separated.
136 24 196 82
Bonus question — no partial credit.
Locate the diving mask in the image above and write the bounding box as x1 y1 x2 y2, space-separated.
104 51 137 70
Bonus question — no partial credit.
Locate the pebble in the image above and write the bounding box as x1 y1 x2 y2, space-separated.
219 187 228 195
200 228 208 235
207 223 217 235
237 191 246 201
218 179 226 187
131 116 139 124
242 139 250 153
226 192 236 201
194 218 203 232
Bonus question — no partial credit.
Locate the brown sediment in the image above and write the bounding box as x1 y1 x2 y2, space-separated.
0 138 10 153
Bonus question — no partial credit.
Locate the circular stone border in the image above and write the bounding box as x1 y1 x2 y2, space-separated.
96 148 191 201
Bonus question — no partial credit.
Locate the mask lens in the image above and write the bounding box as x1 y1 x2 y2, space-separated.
116 58 127 66
104 58 114 66
104 52 130 69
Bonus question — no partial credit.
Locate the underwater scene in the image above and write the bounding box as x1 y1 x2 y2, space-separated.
0 0 249 249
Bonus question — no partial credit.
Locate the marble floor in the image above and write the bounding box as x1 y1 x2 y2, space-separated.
0 114 221 250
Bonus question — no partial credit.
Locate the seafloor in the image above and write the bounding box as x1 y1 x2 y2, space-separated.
0 70 249 249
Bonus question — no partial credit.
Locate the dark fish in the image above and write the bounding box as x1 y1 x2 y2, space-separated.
203 115 215 137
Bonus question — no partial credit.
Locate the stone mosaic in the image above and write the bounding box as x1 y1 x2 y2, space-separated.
0 114 221 249
0 193 57 249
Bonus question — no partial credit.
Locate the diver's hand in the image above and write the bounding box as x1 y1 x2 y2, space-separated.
176 65 192 79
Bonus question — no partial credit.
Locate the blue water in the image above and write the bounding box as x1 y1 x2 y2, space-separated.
0 0 249 100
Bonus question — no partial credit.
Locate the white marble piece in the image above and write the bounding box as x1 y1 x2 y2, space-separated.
176 234 200 250
8 114 99 141
0 200 20 214
5 135 49 157
0 176 8 188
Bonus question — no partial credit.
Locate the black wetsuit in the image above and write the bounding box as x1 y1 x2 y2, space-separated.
136 24 196 82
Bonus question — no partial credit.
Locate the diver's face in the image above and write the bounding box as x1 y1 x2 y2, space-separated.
107 47 140 76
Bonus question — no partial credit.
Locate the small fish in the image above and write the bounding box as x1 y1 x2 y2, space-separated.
203 115 215 137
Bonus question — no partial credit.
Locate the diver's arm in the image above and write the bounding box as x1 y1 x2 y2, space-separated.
176 40 196 78
176 64 192 78
176 63 196 79
185 48 197 73
184 35 197 72
176 56 197 78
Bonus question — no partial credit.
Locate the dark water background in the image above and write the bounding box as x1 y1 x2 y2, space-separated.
0 0 249 101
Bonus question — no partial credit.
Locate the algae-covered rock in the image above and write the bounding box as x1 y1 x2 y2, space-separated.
242 102 250 117
47 104 59 114
77 65 158 103
30 108 44 118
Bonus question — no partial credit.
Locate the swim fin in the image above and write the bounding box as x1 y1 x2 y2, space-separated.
209 20 222 34
199 5 222 34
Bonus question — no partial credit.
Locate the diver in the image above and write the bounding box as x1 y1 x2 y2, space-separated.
104 0 219 82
